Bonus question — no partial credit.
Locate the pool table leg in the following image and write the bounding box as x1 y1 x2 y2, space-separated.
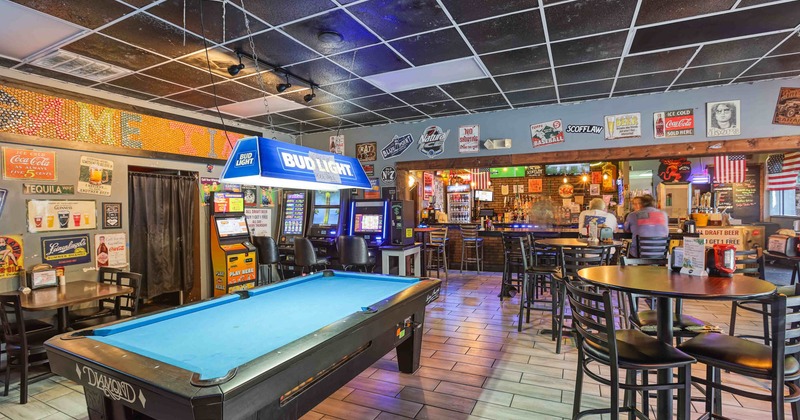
396 308 425 374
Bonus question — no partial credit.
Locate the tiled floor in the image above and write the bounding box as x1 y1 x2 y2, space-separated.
0 271 792 420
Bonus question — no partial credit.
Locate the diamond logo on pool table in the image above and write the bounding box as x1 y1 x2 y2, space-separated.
139 390 146 408
75 364 82 380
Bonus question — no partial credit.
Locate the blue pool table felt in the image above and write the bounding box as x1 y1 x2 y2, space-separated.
89 272 419 380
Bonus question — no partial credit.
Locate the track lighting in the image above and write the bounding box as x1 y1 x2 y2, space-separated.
228 52 245 76
276 73 292 93
304 87 316 103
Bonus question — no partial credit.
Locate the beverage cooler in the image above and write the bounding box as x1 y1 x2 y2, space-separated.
657 182 691 222
447 185 472 224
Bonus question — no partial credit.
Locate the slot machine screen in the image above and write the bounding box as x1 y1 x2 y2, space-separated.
312 208 339 227
215 216 249 238
354 214 383 233
314 191 341 207
282 192 306 235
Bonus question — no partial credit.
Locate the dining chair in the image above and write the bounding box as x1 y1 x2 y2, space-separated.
293 238 329 275
515 236 559 336
678 285 800 420
566 278 695 419
500 232 525 301
424 228 448 280
630 235 670 259
459 224 484 273
0 294 59 404
69 272 142 330
66 266 121 324
337 235 375 272
554 246 607 354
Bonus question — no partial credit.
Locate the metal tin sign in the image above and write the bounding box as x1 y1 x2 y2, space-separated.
531 120 564 148
526 165 544 177
102 202 122 229
381 134 414 160
41 234 91 267
361 164 374 176
458 125 480 153
654 109 694 138
329 135 344 154
707 100 741 137
95 233 127 269
381 166 396 183
604 113 641 139
356 142 377 161
23 184 75 195
773 87 800 126
26 200 97 233
0 235 23 279
418 126 450 158
77 156 113 196
2 147 57 180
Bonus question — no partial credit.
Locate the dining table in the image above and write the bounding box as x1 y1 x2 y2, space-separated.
3 280 134 332
577 265 777 419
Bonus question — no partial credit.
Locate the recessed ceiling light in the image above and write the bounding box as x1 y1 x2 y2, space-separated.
364 57 488 93
0 1 83 61
217 95 305 118
318 31 344 45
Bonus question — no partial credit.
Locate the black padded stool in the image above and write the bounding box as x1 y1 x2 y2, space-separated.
253 236 281 284
337 235 375 272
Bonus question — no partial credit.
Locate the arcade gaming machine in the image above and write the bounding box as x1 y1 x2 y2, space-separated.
277 189 309 275
209 192 257 297
349 199 390 248
307 190 349 262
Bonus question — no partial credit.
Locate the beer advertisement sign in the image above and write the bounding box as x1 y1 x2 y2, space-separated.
356 142 377 161
0 235 23 279
418 126 450 158
530 119 564 148
707 100 741 137
604 113 641 140
2 147 57 180
773 87 800 126
381 134 413 160
77 156 113 196
654 109 694 138
244 208 272 237
95 233 127 269
26 200 97 233
458 125 480 153
41 234 91 267
361 163 374 176
329 135 344 154
23 184 75 195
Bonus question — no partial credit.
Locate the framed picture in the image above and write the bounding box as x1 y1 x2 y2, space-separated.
29 267 58 289
102 202 122 229
0 188 7 219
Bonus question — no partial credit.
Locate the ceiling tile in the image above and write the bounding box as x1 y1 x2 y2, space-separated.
671 79 733 90
329 44 410 77
394 87 451 104
347 0 452 40
351 94 405 109
341 111 386 124
236 71 306 95
440 78 499 98
480 45 551 76
461 10 544 54
283 9 380 56
390 28 472 66
472 105 511 113
611 87 668 97
148 0 266 44
545 0 637 42
737 0 785 6
495 69 554 91
394 115 427 122
770 34 800 56
555 59 618 85
199 81 265 102
620 48 695 76
637 0 736 25
285 58 354 86
143 61 224 88
61 33 165 71
559 79 613 98
152 97 201 110
279 107 331 120
676 61 756 84
275 121 325 132
320 79 384 99
514 99 558 108
504 87 557 104
551 31 627 66
457 94 508 109
562 93 609 103
12 0 133 29
101 12 207 59
110 73 187 96
225 30 319 69
279 88 340 106
739 70 800 83
92 83 156 100
307 117 344 128
440 0 538 23
414 100 464 115
691 33 788 66
246 114 299 126
375 106 424 119
243 0 337 26
631 2 800 54
16 64 96 86
614 71 677 91
164 90 233 108
0 57 19 68
311 101 365 115
744 53 800 76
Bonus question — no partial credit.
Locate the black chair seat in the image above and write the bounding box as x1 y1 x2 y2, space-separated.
636 310 714 333
8 319 55 336
67 307 114 322
678 332 800 377
71 315 122 330
584 329 695 369
528 266 560 273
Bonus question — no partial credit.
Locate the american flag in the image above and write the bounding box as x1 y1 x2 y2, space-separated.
470 169 490 190
714 155 746 184
767 152 800 191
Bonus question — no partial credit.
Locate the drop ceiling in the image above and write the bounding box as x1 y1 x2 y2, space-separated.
1 0 799 136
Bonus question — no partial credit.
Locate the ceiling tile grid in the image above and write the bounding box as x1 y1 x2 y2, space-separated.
0 0 798 135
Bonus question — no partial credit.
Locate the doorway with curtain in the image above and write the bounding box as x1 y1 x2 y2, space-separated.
128 170 200 306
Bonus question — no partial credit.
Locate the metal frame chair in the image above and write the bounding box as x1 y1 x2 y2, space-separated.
459 224 484 273
424 228 448 280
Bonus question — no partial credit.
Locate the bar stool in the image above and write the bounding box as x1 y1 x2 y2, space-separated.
337 235 375 272
424 228 448 280
500 232 525 301
553 246 607 354
460 225 483 273
293 238 329 275
252 236 281 284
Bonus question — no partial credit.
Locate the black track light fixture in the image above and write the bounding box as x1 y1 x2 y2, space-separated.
228 52 245 76
276 73 292 93
304 87 316 103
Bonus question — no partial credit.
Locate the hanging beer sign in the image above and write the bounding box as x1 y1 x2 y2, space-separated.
654 109 694 138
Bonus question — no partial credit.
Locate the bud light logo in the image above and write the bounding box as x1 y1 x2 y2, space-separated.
418 126 449 158
235 152 255 167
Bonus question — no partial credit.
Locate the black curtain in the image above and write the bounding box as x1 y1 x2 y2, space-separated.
129 172 197 299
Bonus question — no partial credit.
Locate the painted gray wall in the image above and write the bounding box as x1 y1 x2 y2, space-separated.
301 79 800 188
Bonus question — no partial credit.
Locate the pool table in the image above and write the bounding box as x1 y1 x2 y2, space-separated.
45 270 441 420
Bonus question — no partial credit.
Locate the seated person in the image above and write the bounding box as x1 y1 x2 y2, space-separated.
623 194 668 256
578 198 618 235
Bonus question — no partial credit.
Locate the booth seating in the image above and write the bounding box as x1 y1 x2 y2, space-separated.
337 235 375 272
253 236 282 285
424 228 448 280
293 238 329 275
459 225 484 273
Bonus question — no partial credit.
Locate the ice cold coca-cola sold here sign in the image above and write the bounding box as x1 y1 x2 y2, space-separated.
654 109 695 138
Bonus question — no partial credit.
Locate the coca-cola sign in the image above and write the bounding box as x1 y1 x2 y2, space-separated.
654 109 694 138
2 147 57 180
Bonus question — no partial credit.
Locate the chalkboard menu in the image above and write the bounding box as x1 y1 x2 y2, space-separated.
712 166 760 223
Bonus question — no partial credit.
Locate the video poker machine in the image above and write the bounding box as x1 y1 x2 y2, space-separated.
277 190 309 273
209 192 257 297
349 199 390 247
308 190 349 261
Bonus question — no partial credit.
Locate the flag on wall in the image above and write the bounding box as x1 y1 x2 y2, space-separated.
470 169 490 190
766 152 800 191
714 155 746 183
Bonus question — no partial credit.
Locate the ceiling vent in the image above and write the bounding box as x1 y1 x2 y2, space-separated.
30 50 133 82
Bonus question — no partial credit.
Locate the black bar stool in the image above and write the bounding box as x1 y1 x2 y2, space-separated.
460 225 484 273
253 236 281 284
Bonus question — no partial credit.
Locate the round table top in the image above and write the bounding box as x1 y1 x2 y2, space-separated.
577 265 777 300
535 238 623 248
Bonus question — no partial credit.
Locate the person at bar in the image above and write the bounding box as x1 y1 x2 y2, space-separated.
624 194 668 257
578 198 618 235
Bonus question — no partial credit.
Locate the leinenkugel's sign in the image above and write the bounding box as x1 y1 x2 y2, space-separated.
220 137 372 190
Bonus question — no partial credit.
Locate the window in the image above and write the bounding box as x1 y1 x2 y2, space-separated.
769 174 800 216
